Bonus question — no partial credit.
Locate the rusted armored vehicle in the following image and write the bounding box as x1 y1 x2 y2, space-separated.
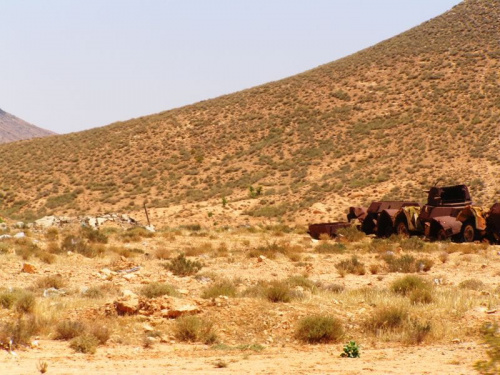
361 200 420 237
485 203 500 243
307 206 367 240
394 185 486 242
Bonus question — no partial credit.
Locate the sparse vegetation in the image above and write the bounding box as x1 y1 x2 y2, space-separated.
296 315 344 343
164 254 203 276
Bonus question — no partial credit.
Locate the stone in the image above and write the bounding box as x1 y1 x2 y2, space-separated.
114 290 140 315
22 263 37 274
13 232 25 239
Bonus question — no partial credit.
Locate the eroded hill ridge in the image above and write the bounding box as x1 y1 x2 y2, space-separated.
0 0 498 224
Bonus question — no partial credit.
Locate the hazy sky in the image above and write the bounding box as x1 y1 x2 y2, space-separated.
1 0 462 134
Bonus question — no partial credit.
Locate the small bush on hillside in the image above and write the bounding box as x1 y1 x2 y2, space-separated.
35 275 66 290
383 254 416 273
140 282 178 298
165 254 203 276
459 278 486 291
89 324 111 345
296 315 344 343
399 237 425 251
119 227 155 243
201 280 237 299
265 281 292 303
316 242 346 254
174 316 217 344
391 275 431 296
15 291 36 314
81 227 108 244
335 256 365 276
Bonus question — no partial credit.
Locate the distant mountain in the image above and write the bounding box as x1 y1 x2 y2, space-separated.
0 108 54 144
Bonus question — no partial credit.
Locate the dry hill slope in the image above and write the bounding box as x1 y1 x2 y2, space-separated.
0 0 499 224
0 108 54 144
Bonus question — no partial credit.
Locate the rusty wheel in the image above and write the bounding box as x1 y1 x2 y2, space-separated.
461 222 476 243
396 221 409 238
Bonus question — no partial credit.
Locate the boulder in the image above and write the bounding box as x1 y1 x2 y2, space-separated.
114 290 140 315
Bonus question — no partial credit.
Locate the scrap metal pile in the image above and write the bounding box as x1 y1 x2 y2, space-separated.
308 185 500 243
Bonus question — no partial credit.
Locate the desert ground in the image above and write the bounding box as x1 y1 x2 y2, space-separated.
1 214 499 375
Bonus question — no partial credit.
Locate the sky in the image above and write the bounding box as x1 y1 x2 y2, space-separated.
0 0 463 134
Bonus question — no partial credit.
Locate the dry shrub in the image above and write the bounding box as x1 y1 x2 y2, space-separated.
174 316 217 344
369 264 381 274
266 281 292 303
35 275 66 290
119 227 155 243
80 227 108 244
365 306 408 333
336 226 365 242
38 251 56 264
56 320 86 340
296 315 344 343
70 334 99 354
89 324 111 345
335 256 365 276
0 316 41 349
383 255 433 273
45 227 59 241
459 278 486 291
405 319 432 344
248 241 302 260
185 242 213 256
438 251 449 263
201 280 237 299
140 282 178 298
155 248 171 260
109 246 144 258
399 237 425 251
391 275 431 297
318 233 332 241
165 254 203 276
316 242 346 254
15 291 36 314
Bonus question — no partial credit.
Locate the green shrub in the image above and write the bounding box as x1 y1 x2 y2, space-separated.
296 315 344 343
140 282 178 298
201 280 237 299
341 340 360 358
174 316 217 344
165 254 203 276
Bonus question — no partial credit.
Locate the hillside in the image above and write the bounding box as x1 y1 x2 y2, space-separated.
0 108 54 144
0 0 499 225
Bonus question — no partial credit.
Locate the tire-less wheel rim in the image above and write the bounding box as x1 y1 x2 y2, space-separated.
463 224 475 242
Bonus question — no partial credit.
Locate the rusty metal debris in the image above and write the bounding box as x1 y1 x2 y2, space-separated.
308 184 500 243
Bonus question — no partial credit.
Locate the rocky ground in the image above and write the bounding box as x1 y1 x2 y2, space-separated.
0 217 499 374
